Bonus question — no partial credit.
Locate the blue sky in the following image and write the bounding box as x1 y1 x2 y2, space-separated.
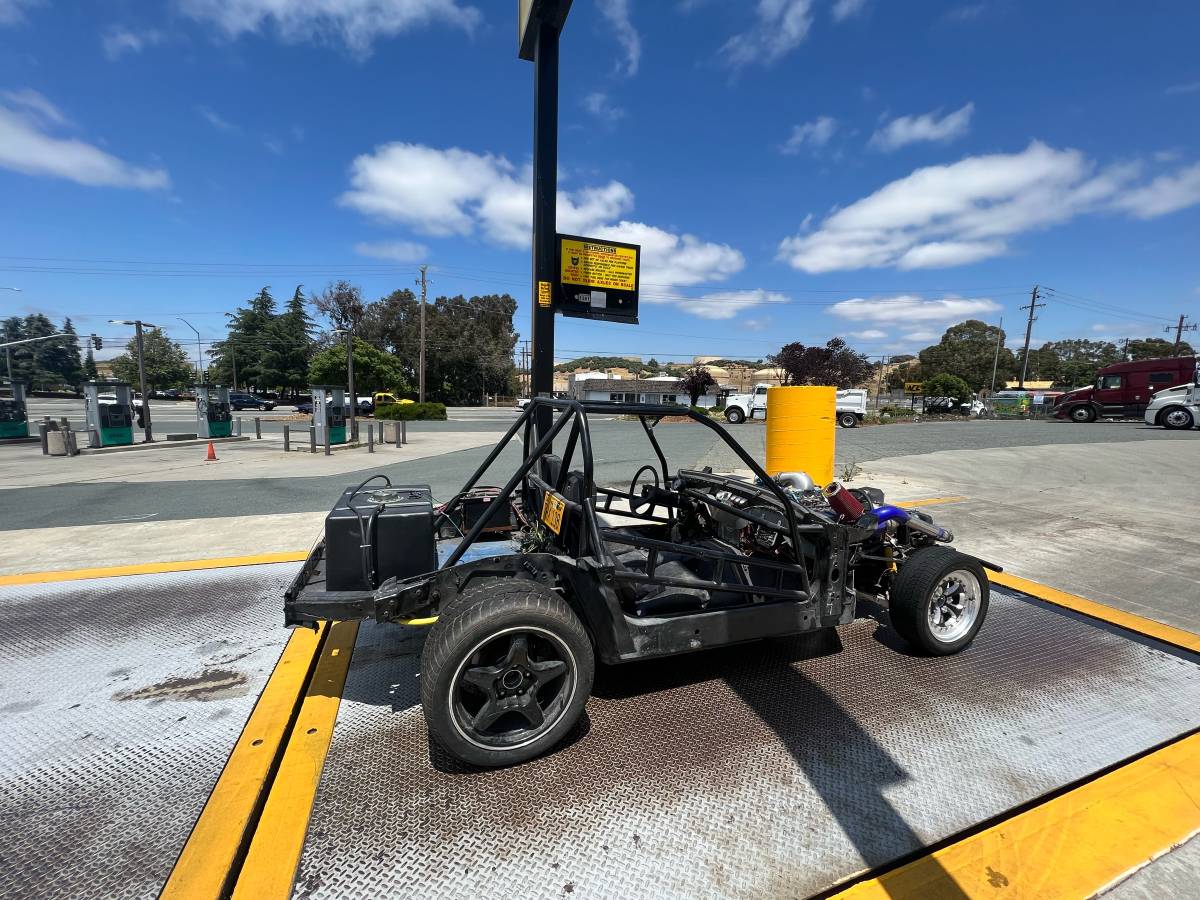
1 0 1198 364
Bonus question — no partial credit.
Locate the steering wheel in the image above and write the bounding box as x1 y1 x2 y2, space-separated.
628 465 661 515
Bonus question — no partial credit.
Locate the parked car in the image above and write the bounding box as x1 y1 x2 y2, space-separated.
229 391 275 411
516 397 531 409
1143 382 1198 430
294 400 314 415
1054 357 1198 422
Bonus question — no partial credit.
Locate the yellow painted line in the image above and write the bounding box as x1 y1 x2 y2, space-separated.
161 622 327 900
900 495 968 508
832 731 1200 899
988 570 1200 654
231 620 360 900
0 550 309 586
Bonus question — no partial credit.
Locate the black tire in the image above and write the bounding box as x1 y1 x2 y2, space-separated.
1069 405 1096 423
725 407 745 424
889 546 988 656
838 411 859 428
420 579 593 768
1160 406 1195 430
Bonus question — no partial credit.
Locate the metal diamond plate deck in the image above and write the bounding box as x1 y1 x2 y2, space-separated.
295 589 1200 900
0 563 296 900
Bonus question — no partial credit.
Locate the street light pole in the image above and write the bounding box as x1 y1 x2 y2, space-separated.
1 288 20 382
177 318 204 382
110 319 158 442
344 329 356 439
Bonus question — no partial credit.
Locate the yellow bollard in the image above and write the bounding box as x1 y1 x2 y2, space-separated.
764 386 836 485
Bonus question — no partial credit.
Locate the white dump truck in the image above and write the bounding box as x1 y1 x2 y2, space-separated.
723 384 868 428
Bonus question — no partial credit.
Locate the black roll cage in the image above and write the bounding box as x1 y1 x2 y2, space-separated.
435 397 815 598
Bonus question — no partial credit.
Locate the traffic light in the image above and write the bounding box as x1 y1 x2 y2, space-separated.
92 335 102 350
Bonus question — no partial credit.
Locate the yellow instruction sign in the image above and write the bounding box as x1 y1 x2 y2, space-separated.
560 237 638 292
538 280 552 307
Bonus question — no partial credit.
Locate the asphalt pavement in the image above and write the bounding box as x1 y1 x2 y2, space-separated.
3 412 1196 532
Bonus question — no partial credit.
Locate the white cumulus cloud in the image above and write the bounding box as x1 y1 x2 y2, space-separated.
0 89 169 190
870 102 974 151
720 0 814 69
848 328 887 340
102 25 164 60
599 0 640 77
176 0 481 56
354 240 429 263
0 0 39 26
780 115 837 154
779 141 1200 273
671 288 787 321
829 295 1001 324
832 0 868 21
339 142 751 316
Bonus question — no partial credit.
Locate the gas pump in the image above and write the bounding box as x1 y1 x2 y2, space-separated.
84 382 134 447
0 381 29 441
311 386 347 446
194 384 232 439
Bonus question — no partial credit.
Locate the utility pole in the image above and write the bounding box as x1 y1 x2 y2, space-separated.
989 316 1004 396
111 319 157 442
1164 314 1197 356
1018 286 1045 388
1 286 20 382
231 349 238 392
415 265 429 402
521 0 571 439
344 329 356 438
1120 338 1130 361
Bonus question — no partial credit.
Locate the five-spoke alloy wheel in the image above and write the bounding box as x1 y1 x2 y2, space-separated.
421 579 594 768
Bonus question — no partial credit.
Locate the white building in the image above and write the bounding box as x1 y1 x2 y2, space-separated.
568 376 721 408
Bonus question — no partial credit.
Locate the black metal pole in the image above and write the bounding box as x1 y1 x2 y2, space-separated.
135 321 153 442
530 18 559 440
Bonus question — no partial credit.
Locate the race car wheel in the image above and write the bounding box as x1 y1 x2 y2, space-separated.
838 412 859 428
1070 405 1096 423
889 546 988 656
725 407 745 424
421 579 593 768
1161 407 1195 430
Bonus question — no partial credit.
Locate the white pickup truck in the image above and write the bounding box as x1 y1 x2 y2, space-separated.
723 384 868 428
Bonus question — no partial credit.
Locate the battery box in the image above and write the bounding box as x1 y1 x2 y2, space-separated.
325 484 437 591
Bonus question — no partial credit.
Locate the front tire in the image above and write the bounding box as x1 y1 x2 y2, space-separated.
1160 407 1195 430
1070 405 1096 423
725 407 745 424
420 579 593 768
889 547 989 655
838 412 859 428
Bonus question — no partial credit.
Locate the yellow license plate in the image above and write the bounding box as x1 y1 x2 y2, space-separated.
540 491 566 535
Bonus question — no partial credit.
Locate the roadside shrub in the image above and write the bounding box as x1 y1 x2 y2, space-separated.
376 401 447 421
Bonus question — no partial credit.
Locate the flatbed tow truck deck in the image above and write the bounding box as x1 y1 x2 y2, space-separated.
2 559 1198 898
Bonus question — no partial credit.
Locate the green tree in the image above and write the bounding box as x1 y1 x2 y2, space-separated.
923 373 972 401
39 317 84 388
918 320 1014 391
308 338 409 393
314 280 366 332
1036 339 1122 388
210 286 278 390
111 330 193 390
423 294 519 405
646 357 660 371
769 337 873 387
1125 337 1194 361
83 347 98 381
262 286 316 398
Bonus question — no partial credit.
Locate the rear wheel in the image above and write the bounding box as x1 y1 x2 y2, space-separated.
725 407 745 424
1070 405 1096 423
421 579 593 768
889 547 988 655
1161 407 1195 430
838 411 859 428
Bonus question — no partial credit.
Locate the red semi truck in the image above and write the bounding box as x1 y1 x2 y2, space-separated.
1053 356 1198 422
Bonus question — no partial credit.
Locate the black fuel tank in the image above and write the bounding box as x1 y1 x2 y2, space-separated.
324 484 437 591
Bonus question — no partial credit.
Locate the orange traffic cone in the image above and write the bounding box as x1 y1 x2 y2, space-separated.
206 441 217 461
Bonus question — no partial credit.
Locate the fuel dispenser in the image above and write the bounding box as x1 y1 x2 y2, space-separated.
194 383 232 439
0 381 29 440
311 386 347 446
84 382 134 447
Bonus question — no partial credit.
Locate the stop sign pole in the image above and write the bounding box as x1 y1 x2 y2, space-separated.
520 0 572 439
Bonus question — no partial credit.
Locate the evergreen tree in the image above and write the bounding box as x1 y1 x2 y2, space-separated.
83 347 98 381
265 285 316 397
58 318 84 387
210 286 277 390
